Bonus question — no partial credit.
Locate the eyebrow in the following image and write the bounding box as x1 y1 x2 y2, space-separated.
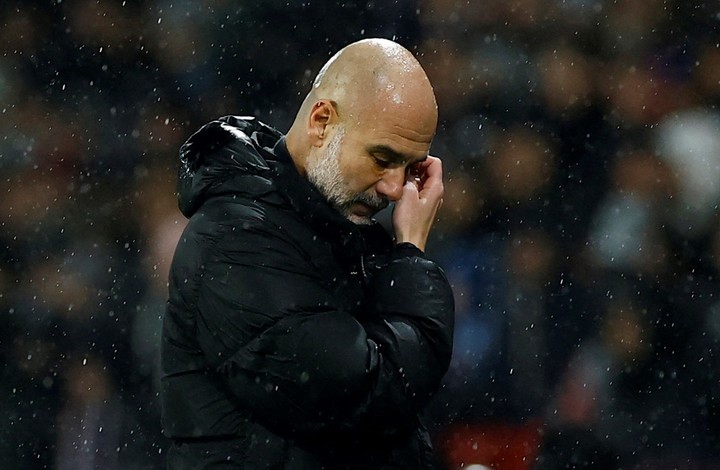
367 144 426 164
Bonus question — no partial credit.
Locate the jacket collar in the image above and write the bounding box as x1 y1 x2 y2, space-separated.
270 137 393 258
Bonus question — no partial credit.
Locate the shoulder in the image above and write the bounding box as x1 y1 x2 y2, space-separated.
177 116 284 217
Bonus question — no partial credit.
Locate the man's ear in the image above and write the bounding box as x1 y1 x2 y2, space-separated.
307 100 337 147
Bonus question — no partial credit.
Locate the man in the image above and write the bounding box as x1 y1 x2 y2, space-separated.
161 38 455 469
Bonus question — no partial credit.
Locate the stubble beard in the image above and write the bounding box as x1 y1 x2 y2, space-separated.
305 126 387 225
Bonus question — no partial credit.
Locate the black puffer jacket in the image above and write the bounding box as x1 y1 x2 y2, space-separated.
161 116 455 469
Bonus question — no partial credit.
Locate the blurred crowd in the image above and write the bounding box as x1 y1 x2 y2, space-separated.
1 0 719 468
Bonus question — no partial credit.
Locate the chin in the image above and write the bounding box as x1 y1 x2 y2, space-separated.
346 213 373 225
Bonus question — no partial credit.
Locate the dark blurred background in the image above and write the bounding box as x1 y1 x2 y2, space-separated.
1 1 719 469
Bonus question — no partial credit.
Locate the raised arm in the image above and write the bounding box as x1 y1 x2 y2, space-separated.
393 155 444 252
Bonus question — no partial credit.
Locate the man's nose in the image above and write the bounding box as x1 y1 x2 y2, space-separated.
375 167 406 202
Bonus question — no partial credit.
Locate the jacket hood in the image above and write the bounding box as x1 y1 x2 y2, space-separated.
177 115 283 217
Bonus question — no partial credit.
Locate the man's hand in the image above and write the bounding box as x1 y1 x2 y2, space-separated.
392 156 444 252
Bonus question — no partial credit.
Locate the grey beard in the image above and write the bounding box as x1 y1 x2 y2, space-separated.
306 127 387 224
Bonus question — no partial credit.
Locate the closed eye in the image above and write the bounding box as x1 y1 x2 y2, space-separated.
373 156 394 169
367 144 427 172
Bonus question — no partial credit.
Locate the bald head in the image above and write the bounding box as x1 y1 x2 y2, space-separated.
310 38 437 121
287 38 438 164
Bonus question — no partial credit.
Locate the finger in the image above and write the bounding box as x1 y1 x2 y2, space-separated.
408 161 428 180
406 164 423 183
412 158 434 177
423 156 442 177
420 157 443 193
403 179 419 194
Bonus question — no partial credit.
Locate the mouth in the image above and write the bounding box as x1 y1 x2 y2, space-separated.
338 193 388 224
351 200 388 217
349 202 376 219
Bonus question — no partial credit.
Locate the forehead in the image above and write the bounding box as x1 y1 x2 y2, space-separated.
349 100 436 161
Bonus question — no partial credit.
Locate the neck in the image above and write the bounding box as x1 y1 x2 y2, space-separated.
284 127 308 176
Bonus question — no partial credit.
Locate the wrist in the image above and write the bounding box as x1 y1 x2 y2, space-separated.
394 241 425 257
394 229 428 251
395 239 425 252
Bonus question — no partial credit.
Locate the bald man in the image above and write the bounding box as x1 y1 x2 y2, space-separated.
161 38 455 469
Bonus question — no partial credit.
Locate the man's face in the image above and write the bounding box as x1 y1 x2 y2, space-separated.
306 107 434 225
306 125 387 225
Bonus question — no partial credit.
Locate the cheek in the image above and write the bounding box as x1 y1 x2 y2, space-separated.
342 159 381 192
336 136 380 191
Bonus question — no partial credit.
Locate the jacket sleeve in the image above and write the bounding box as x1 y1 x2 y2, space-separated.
198 213 454 441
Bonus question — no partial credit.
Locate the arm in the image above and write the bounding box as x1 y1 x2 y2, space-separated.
196 212 454 441
392 155 444 252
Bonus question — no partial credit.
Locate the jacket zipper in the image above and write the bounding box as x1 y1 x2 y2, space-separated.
359 254 368 281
